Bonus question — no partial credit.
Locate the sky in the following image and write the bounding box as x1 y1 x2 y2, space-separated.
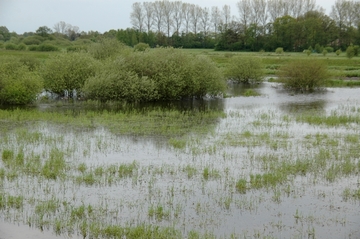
0 0 336 34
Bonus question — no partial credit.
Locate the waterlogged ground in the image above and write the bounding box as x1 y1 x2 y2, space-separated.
0 82 359 239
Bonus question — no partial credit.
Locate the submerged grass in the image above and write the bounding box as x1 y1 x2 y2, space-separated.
0 95 359 238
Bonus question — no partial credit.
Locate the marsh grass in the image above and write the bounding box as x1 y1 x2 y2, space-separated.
0 90 359 238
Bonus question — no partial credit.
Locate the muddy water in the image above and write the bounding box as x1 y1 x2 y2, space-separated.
0 82 360 238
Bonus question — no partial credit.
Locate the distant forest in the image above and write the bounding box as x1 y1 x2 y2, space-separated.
0 0 359 52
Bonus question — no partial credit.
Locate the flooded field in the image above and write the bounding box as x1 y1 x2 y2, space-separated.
0 82 359 239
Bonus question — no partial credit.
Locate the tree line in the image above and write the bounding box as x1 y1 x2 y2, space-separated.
127 0 360 51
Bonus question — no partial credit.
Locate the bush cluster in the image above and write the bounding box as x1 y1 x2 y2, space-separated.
278 59 328 91
41 53 99 94
0 57 43 105
225 56 263 84
84 47 225 102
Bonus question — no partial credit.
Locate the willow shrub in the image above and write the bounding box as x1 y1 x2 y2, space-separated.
88 38 131 60
83 57 158 102
83 48 225 102
278 59 329 91
225 56 263 84
0 57 43 105
41 52 99 94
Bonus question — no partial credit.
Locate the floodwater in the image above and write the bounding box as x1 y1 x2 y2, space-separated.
0 82 359 239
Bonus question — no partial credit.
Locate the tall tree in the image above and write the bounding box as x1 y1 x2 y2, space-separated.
172 1 183 35
237 0 251 32
36 26 52 37
331 0 349 47
162 0 174 37
268 0 283 23
153 1 164 33
130 2 144 32
143 2 154 33
222 5 231 28
211 6 222 34
191 5 202 35
0 26 10 41
53 21 68 34
200 7 210 36
182 3 192 34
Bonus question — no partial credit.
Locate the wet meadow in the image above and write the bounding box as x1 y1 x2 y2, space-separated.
0 48 360 238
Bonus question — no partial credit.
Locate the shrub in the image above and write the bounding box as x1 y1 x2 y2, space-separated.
0 57 43 105
306 50 311 56
278 59 328 91
275 47 284 54
315 44 322 53
84 48 225 102
354 45 359 56
83 58 158 102
134 42 150 52
41 52 99 94
66 45 88 52
88 38 131 60
336 49 341 56
17 43 27 51
19 56 40 71
22 36 42 45
225 56 263 84
37 43 59 51
325 47 334 53
322 49 328 56
5 43 17 50
346 46 355 59
28 45 38 51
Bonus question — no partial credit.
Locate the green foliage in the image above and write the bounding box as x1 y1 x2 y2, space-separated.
354 45 359 56
83 57 158 102
5 43 17 50
322 49 328 56
275 47 284 54
306 50 311 56
279 59 328 91
36 43 59 51
88 38 131 60
17 43 26 51
84 47 225 102
325 47 334 53
134 42 150 52
0 57 43 105
225 56 263 84
66 45 88 52
346 46 355 58
19 56 41 71
315 44 323 53
41 52 98 94
35 26 52 37
336 49 342 56
22 36 43 45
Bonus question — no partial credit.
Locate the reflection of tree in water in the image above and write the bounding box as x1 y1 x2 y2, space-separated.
280 100 326 115
227 82 262 97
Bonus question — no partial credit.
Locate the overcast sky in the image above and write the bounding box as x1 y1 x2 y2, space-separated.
1 0 336 34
